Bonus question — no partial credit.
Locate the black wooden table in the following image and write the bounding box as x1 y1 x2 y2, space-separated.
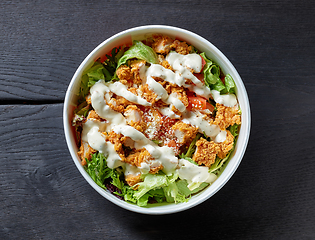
1 1 314 239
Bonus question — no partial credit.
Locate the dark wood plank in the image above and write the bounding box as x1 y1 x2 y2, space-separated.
1 0 315 239
0 0 314 101
0 98 314 239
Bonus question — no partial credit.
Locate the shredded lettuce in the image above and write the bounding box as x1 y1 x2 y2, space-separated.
201 52 221 85
224 74 236 94
134 173 168 199
84 152 112 189
78 47 123 102
180 133 202 159
116 40 158 69
176 179 209 197
201 52 236 94
228 124 239 139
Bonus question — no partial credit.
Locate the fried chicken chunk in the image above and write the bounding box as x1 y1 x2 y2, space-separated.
172 121 198 145
130 60 146 85
170 40 192 55
125 149 163 174
107 95 133 113
116 65 132 81
124 105 146 133
214 104 241 130
86 110 103 121
78 141 96 166
152 35 174 54
105 131 127 160
217 130 234 159
125 173 141 188
192 138 220 167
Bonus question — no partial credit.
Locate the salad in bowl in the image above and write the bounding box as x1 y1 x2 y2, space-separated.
64 25 250 214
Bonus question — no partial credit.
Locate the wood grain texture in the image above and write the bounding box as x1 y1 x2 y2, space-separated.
0 0 315 239
0 93 314 239
0 0 314 101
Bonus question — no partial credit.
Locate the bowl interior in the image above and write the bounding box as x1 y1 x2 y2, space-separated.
63 25 251 215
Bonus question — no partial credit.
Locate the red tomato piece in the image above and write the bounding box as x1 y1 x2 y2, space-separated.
206 102 215 112
187 96 207 110
186 90 197 97
193 73 205 84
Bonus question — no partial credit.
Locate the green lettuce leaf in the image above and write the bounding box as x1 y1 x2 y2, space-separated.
176 179 209 197
78 47 123 102
201 52 221 85
210 78 226 93
116 40 158 69
163 182 187 203
133 173 168 199
228 124 239 138
201 53 237 95
84 152 112 189
224 74 236 94
209 149 234 175
148 188 165 203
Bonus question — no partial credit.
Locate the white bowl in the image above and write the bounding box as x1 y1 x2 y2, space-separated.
63 25 251 215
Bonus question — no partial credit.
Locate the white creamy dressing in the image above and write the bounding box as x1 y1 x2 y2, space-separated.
214 130 227 143
157 106 181 119
109 81 151 106
86 125 124 169
182 110 221 139
124 163 141 177
113 124 178 175
211 90 237 107
178 159 217 190
90 81 126 125
81 52 238 186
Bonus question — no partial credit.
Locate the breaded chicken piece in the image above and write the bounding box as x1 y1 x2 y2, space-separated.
125 149 163 174
125 174 141 188
170 40 192 55
124 105 146 133
192 138 220 167
139 84 158 105
116 65 133 81
106 131 127 160
130 60 146 85
217 130 234 159
129 83 158 105
214 104 241 130
152 35 174 54
158 55 173 70
107 95 133 113
78 141 96 166
172 121 198 145
119 79 133 88
166 84 189 107
86 110 103 122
